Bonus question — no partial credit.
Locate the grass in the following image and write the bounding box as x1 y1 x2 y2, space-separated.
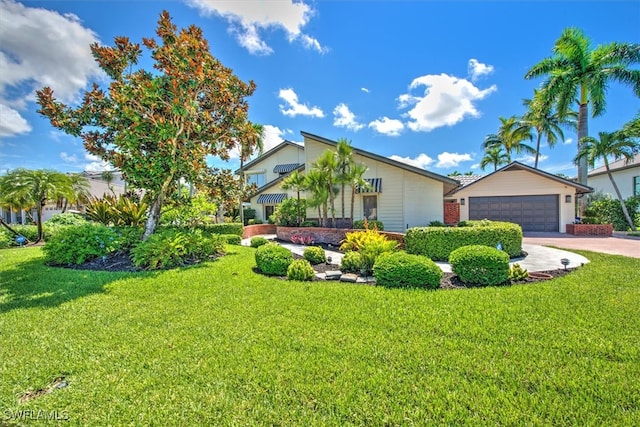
1 246 639 425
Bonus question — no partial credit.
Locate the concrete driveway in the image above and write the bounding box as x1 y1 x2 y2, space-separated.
523 232 640 258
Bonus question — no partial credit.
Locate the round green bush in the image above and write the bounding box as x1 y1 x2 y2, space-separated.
250 236 269 248
46 212 87 226
449 245 510 286
221 234 242 245
303 246 326 265
42 223 120 265
287 259 315 281
341 251 363 273
373 252 442 289
255 243 293 276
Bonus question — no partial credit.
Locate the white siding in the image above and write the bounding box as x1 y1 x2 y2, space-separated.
588 166 640 200
403 170 444 229
245 145 304 185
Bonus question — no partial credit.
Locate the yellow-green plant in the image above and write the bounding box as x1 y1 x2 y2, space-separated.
340 223 397 275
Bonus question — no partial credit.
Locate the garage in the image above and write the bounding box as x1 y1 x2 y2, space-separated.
469 195 559 232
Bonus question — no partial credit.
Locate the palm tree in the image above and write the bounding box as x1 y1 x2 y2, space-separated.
313 150 338 227
347 162 370 225
483 116 535 162
479 146 510 171
525 27 640 184
238 123 264 224
576 131 639 231
303 169 329 227
0 169 78 242
281 170 305 226
335 138 353 223
59 173 90 212
522 88 577 168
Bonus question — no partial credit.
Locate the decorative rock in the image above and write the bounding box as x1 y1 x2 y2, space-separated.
340 273 358 282
325 270 342 280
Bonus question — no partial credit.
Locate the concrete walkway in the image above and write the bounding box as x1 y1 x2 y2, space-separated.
523 232 640 259
241 235 590 273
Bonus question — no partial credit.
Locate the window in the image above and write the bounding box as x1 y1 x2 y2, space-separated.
246 172 266 188
265 205 275 222
363 195 377 220
634 176 640 197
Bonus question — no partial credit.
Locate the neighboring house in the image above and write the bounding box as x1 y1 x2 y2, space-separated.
587 153 640 200
446 162 592 233
241 132 460 232
0 170 126 224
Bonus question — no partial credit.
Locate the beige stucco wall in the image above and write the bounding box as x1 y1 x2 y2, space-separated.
451 169 577 233
588 166 639 200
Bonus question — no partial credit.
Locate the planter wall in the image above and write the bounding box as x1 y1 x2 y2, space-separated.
243 223 277 239
276 226 405 248
566 223 613 237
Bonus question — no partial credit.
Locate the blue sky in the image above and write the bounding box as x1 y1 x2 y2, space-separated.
1 0 639 177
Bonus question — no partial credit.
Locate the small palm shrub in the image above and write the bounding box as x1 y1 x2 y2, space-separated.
255 243 293 276
340 251 364 273
287 259 315 281
374 252 442 289
221 234 242 245
303 246 326 265
449 245 510 286
509 263 529 281
341 228 398 275
250 236 269 248
43 223 120 265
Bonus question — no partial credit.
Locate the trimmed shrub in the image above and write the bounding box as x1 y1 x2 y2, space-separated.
509 263 529 281
198 223 243 236
300 220 318 227
8 225 39 242
373 252 442 289
405 220 522 261
428 220 446 227
43 223 120 265
340 251 363 273
250 236 269 248
353 219 384 231
449 245 510 286
287 259 315 281
583 196 640 231
221 234 242 245
271 198 307 226
303 246 326 265
255 243 293 276
46 212 87 226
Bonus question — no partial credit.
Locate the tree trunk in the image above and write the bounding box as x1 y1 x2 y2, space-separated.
328 179 336 228
606 166 636 231
35 202 44 243
296 190 301 226
576 101 589 216
239 158 245 226
534 132 542 169
341 183 346 222
143 192 165 240
350 187 356 228
0 217 25 239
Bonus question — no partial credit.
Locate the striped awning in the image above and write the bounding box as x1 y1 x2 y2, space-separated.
356 178 382 193
273 163 301 174
256 193 288 204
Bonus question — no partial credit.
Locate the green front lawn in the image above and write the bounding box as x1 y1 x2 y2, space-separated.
1 246 639 425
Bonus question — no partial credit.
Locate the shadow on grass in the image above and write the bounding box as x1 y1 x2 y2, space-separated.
0 256 139 314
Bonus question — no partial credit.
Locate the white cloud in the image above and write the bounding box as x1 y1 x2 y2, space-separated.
389 153 434 169
563 137 574 145
278 88 324 118
516 153 548 165
401 73 497 132
333 103 364 131
361 87 370 93
368 117 404 136
0 103 31 137
468 59 494 81
261 124 291 152
84 153 113 172
185 0 325 55
436 152 473 168
60 151 79 163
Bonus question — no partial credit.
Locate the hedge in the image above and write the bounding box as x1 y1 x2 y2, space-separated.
405 220 522 261
373 252 442 289
197 223 244 236
449 245 510 286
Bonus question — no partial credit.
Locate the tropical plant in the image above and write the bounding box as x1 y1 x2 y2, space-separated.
239 123 264 225
347 162 370 228
335 138 353 221
482 116 535 163
522 88 577 168
304 169 330 227
270 198 306 226
576 130 639 231
37 11 261 240
281 170 306 226
525 27 640 185
479 146 510 171
313 150 338 227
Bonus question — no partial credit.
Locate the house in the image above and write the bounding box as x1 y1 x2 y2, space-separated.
446 162 592 233
241 132 460 232
587 153 640 200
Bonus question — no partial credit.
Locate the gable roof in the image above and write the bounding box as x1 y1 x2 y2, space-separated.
246 163 306 199
300 131 461 194
588 153 640 177
452 174 483 188
447 161 593 195
235 140 303 174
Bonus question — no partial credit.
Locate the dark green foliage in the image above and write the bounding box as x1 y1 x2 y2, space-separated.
0 224 68 246
457 220 469 227
254 243 293 276
353 219 384 230
247 219 263 225
287 259 315 281
509 263 529 281
340 251 363 273
583 196 640 231
43 223 120 265
221 234 242 245
405 220 522 261
428 220 446 227
303 246 326 265
373 252 442 289
131 229 225 270
449 245 510 286
300 220 318 227
243 208 256 225
113 226 144 251
250 236 269 248
197 223 244 236
0 232 11 249
46 212 87 226
270 198 307 226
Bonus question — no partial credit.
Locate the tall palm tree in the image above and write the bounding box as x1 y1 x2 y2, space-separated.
334 138 353 223
522 88 577 168
313 150 338 227
348 162 370 225
303 169 329 227
59 173 91 212
0 169 77 242
238 123 264 224
479 146 510 171
281 170 305 226
576 131 639 231
482 116 536 162
525 27 640 184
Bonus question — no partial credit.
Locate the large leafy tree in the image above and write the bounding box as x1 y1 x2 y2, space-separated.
576 131 639 231
525 27 640 184
0 169 86 242
36 11 261 240
482 116 535 162
522 88 577 168
199 168 254 223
